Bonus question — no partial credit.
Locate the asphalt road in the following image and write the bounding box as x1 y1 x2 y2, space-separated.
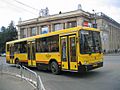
36 56 120 90
1 56 120 90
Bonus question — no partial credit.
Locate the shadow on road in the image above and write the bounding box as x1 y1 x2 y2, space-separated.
32 68 103 79
6 64 105 79
60 70 102 79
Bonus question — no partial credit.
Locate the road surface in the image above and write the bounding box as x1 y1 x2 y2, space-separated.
1 56 120 90
36 56 120 90
0 57 35 90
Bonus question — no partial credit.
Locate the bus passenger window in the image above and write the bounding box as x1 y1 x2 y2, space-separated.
50 35 59 52
70 37 76 62
36 35 59 53
19 41 27 53
61 39 67 61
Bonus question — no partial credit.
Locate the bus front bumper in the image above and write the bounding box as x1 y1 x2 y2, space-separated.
78 62 103 72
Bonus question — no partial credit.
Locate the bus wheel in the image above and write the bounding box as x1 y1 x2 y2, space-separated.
50 61 60 75
15 59 19 65
15 59 21 68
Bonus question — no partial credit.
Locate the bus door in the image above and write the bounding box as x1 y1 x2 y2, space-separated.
60 35 78 71
10 44 14 64
60 36 69 70
27 41 36 67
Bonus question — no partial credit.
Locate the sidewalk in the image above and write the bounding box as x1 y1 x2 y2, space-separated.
0 74 35 90
104 53 120 56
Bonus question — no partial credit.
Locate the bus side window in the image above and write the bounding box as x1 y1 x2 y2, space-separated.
36 35 59 53
36 38 48 52
14 43 18 53
7 44 10 52
43 40 48 52
19 41 27 53
50 35 59 52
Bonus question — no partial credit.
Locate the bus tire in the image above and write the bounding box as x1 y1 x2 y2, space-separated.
15 58 19 65
50 61 60 75
15 58 21 68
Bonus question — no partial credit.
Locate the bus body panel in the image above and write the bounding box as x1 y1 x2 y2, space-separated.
28 60 36 67
36 53 61 64
6 52 10 63
78 54 103 65
78 54 103 72
14 53 27 63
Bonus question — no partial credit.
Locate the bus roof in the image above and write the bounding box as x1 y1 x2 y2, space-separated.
6 26 100 44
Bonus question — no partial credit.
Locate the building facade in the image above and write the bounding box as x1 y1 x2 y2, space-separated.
96 13 120 52
17 10 120 52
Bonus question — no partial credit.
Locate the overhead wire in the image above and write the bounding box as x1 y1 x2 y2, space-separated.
0 0 38 15
13 0 39 11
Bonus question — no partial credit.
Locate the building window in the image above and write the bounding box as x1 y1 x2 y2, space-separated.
20 28 27 38
67 21 77 28
54 23 63 31
31 27 36 36
41 26 49 34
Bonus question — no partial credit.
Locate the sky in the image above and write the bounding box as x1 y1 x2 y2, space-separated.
0 0 120 27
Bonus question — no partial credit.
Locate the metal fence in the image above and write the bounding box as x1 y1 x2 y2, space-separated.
0 63 45 90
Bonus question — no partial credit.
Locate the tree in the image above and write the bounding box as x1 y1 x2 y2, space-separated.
0 21 18 53
1 26 6 32
6 21 18 41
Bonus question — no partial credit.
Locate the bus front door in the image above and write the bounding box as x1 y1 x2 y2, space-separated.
10 44 14 64
68 35 77 70
61 35 78 71
27 41 36 67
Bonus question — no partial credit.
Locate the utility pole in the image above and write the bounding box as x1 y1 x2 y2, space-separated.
92 9 97 28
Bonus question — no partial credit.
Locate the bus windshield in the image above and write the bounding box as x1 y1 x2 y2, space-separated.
80 30 102 54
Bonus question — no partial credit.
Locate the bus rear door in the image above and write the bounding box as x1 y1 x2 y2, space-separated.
9 44 14 64
27 40 36 67
60 34 78 71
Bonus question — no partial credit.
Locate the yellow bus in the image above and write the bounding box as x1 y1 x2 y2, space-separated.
6 26 103 74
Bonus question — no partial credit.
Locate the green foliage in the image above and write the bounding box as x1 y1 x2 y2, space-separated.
0 21 18 53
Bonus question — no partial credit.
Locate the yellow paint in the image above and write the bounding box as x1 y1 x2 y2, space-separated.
28 60 36 67
14 53 27 62
10 59 13 64
78 53 103 65
32 60 36 66
70 62 78 70
36 53 61 63
6 52 10 63
62 61 68 69
28 60 31 66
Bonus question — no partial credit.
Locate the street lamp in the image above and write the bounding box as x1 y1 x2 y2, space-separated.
92 9 97 28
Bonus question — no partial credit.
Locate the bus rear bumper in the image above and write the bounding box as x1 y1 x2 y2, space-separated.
78 62 103 72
